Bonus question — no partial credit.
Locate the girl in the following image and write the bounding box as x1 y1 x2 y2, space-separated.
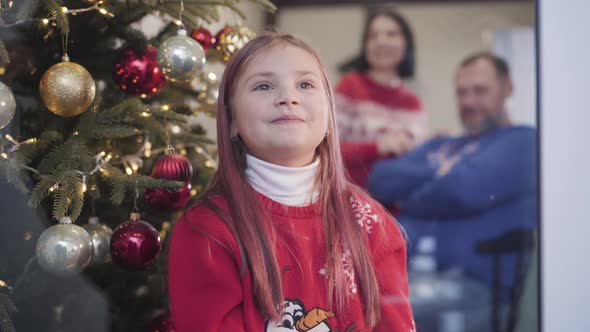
168 33 414 332
336 9 427 188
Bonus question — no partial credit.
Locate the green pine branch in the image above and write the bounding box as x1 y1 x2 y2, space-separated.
15 131 64 166
171 132 214 145
103 165 127 206
29 172 60 208
0 40 9 66
44 0 69 35
150 107 190 125
36 140 94 177
52 171 79 220
99 165 183 206
93 125 139 139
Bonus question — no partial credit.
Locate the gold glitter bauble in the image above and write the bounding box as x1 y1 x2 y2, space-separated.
215 26 256 63
39 59 96 117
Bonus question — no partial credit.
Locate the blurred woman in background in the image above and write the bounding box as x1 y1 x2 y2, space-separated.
336 8 427 188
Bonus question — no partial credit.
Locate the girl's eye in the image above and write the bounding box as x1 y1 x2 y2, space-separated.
299 81 314 89
253 83 272 91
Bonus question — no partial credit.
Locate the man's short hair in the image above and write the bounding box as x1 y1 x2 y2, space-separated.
459 52 511 81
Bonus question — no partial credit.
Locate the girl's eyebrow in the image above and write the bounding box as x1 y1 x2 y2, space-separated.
244 70 320 86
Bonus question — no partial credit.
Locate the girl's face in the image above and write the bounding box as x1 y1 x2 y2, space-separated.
365 15 406 73
231 44 330 167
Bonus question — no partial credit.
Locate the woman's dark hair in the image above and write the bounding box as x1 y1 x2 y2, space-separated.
339 8 415 78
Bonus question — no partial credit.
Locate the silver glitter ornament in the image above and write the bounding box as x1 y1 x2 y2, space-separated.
157 29 206 82
0 81 16 129
82 216 113 265
36 217 94 275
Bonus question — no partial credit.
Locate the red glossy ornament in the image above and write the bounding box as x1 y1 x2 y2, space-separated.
144 183 191 211
110 213 161 271
190 27 215 52
151 149 193 182
146 312 176 332
144 147 194 210
112 46 166 97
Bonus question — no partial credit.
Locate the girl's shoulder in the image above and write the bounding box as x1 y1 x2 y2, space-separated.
174 194 239 253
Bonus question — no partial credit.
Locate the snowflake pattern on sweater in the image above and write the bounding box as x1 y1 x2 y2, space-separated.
350 195 382 234
318 196 385 295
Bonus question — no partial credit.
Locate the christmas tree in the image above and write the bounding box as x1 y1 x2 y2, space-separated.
0 1 274 331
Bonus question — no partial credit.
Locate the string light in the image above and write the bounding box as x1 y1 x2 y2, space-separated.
144 140 152 158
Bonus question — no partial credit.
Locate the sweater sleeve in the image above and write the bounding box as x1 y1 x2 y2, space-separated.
168 204 246 332
370 205 415 332
401 128 537 219
368 138 446 205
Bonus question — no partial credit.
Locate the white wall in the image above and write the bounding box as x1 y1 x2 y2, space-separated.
540 0 590 331
276 2 535 134
494 27 537 127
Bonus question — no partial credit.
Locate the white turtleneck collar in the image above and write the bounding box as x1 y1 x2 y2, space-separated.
245 153 320 206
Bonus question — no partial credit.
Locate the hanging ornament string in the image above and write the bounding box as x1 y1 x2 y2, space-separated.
61 30 69 61
178 0 185 29
133 179 140 213
165 126 171 147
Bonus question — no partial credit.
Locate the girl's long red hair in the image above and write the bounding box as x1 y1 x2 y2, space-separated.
202 33 381 327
